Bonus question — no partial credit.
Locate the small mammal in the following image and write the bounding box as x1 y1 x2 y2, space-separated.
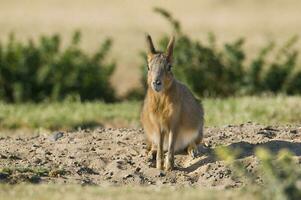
141 34 204 171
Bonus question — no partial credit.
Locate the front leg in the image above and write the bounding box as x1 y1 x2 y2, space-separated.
156 131 164 170
147 142 156 162
165 130 176 171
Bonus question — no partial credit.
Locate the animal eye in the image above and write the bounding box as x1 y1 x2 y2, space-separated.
147 65 150 71
167 64 172 71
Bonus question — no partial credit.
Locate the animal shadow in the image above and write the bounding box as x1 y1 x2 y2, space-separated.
229 140 301 158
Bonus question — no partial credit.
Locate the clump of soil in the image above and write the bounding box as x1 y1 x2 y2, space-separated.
0 123 301 188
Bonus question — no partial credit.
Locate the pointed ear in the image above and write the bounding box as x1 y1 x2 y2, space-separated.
166 36 175 63
146 34 156 54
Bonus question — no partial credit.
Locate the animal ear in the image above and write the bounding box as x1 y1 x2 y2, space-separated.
146 34 156 54
166 35 175 63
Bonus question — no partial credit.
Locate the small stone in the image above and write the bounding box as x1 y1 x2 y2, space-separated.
8 154 21 160
29 175 41 184
158 171 166 177
0 172 9 180
0 154 7 159
33 158 42 164
135 167 141 172
77 167 99 175
49 132 64 141
123 174 133 179
81 179 94 186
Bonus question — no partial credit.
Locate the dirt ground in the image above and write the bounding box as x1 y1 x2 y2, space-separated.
0 123 301 188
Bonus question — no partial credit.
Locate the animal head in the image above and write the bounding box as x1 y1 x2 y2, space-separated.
146 34 175 93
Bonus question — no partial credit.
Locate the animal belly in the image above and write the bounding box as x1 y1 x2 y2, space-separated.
154 129 200 152
150 129 200 152
173 130 200 152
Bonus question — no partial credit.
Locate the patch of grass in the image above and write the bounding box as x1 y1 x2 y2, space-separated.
204 95 301 126
0 101 140 131
0 184 242 200
0 96 300 133
0 167 50 177
0 167 72 184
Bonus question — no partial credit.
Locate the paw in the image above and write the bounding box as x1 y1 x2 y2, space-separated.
192 149 199 158
188 145 199 159
147 151 156 162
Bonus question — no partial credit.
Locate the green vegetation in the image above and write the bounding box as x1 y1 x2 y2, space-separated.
0 167 70 185
0 167 49 177
137 8 301 98
0 31 115 103
1 8 301 102
0 167 69 178
0 101 140 131
0 96 300 132
216 147 301 200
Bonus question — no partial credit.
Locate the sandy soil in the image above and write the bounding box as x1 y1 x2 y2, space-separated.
0 123 301 188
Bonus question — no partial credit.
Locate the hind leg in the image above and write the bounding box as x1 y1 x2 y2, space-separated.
187 134 203 158
187 142 198 158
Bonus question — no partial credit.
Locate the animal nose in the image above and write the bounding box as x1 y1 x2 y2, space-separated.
154 80 161 86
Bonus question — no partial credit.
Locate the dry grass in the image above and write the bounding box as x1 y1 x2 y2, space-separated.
0 0 300 94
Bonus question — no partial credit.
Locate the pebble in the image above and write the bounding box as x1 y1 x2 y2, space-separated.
158 171 166 177
135 167 141 172
49 132 64 141
29 175 41 184
0 172 9 180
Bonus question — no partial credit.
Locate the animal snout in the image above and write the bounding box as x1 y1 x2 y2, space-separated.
153 79 162 86
151 79 163 92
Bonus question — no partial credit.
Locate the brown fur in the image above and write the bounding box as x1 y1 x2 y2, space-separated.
141 34 204 171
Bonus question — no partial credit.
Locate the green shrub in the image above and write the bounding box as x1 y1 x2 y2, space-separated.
216 147 301 200
138 8 300 98
0 31 115 103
